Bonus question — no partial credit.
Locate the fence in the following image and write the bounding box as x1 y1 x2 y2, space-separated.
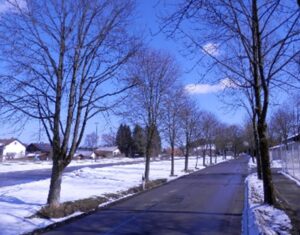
269 142 300 181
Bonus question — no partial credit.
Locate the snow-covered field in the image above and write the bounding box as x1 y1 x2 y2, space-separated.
0 155 231 235
245 159 291 235
0 157 143 173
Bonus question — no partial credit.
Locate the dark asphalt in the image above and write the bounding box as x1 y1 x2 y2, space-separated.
0 160 143 187
272 171 300 233
42 156 249 235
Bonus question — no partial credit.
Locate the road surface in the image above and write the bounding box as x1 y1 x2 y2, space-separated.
0 160 143 187
42 156 248 235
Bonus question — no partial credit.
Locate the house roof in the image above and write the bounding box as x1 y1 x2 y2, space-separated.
96 146 119 152
0 138 22 147
75 150 94 157
27 143 52 153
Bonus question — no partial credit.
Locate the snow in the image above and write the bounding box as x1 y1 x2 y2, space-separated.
248 157 257 170
0 155 231 235
0 157 142 173
271 160 282 168
248 157 282 169
244 162 292 234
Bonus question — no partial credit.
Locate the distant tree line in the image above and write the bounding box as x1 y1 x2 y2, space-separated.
116 124 161 158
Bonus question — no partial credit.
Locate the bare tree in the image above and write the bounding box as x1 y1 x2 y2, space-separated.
125 49 180 182
161 88 185 176
179 98 202 172
227 125 244 158
200 112 219 165
269 105 294 146
101 132 116 147
0 0 140 207
161 0 300 205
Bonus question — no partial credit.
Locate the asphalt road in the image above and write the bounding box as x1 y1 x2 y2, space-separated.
42 156 249 235
0 160 144 187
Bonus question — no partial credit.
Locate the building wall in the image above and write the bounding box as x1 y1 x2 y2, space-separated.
3 141 26 159
113 149 120 156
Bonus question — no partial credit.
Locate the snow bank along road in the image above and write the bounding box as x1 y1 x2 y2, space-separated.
0 160 144 187
43 157 248 235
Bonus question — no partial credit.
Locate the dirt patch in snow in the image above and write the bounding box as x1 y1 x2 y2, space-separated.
35 197 109 219
33 178 167 219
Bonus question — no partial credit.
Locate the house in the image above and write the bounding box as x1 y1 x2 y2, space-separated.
74 149 96 159
0 138 26 160
94 146 120 158
26 143 52 160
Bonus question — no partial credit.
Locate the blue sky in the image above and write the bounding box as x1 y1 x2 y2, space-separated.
135 1 247 121
0 0 248 144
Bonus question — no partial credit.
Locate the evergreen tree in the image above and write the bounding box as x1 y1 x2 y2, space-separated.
151 126 162 157
116 124 132 157
132 124 146 157
145 125 162 157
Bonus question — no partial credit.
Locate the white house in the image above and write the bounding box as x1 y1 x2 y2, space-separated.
0 138 26 160
95 146 121 158
74 150 96 159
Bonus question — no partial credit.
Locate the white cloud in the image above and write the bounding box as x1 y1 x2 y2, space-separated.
185 78 235 95
202 42 219 56
0 0 27 14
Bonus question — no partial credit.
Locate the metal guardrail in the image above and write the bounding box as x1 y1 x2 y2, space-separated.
270 142 300 181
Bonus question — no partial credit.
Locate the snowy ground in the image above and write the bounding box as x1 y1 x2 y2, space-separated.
0 157 143 173
0 155 231 235
248 158 283 170
245 159 291 235
271 159 283 168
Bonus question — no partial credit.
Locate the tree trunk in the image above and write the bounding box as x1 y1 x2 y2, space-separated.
258 121 276 205
144 140 151 182
184 145 189 172
47 159 64 207
184 152 189 171
209 146 212 165
254 127 262 179
144 125 154 182
170 143 175 176
202 150 206 166
144 152 150 182
252 111 262 179
251 0 275 205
